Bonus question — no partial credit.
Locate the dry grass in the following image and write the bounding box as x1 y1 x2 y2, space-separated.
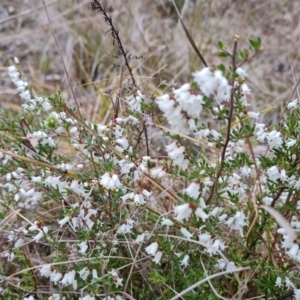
1 0 300 121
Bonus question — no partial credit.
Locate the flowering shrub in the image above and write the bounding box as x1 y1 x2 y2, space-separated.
1 6 300 300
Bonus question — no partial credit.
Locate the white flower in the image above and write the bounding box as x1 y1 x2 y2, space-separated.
161 218 174 226
240 165 251 177
126 90 144 112
210 207 220 217
152 251 163 264
294 289 300 300
214 70 232 102
195 208 209 222
145 242 158 256
241 83 251 95
79 296 95 300
156 93 189 134
285 277 294 288
216 258 227 270
33 230 44 242
78 241 88 255
100 173 122 190
166 142 189 169
210 129 221 140
226 261 236 272
254 123 268 142
247 111 260 120
266 130 283 149
50 271 62 284
134 193 146 205
19 90 31 101
109 269 123 287
287 99 298 109
198 232 212 244
236 67 247 79
199 197 207 209
207 239 226 256
8 65 20 84
117 219 135 234
193 68 232 102
267 166 281 182
151 167 166 178
185 182 200 199
136 233 146 243
14 238 24 248
61 270 77 289
173 83 204 118
275 276 282 288
262 197 273 206
281 234 294 249
0 251 15 261
288 244 299 259
226 211 247 231
58 216 70 227
193 68 214 97
286 139 297 148
115 277 123 288
78 268 90 280
180 227 193 239
92 269 98 279
218 214 228 222
181 254 189 267
40 265 52 277
174 203 193 222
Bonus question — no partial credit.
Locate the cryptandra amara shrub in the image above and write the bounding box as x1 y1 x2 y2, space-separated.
1 4 300 300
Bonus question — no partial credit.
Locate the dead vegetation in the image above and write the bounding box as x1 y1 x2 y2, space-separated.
1 0 300 121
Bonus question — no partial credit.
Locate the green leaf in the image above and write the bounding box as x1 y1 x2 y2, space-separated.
218 51 229 57
217 64 226 73
218 40 224 49
236 50 245 60
249 39 256 48
257 36 261 47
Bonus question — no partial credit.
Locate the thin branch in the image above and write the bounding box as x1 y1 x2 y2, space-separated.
170 267 250 300
91 0 150 156
42 0 83 121
206 35 239 204
171 0 208 67
91 0 136 86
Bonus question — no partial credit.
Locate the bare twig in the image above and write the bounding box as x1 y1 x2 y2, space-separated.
91 0 150 156
206 35 239 204
42 0 83 121
171 0 208 67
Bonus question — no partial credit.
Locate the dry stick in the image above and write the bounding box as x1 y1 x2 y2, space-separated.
169 267 249 300
206 35 239 205
42 0 83 122
171 0 207 67
0 148 61 171
91 0 135 86
123 241 144 292
91 0 150 156
114 65 124 119
200 258 230 300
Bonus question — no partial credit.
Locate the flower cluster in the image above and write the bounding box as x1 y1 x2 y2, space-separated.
3 36 300 300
